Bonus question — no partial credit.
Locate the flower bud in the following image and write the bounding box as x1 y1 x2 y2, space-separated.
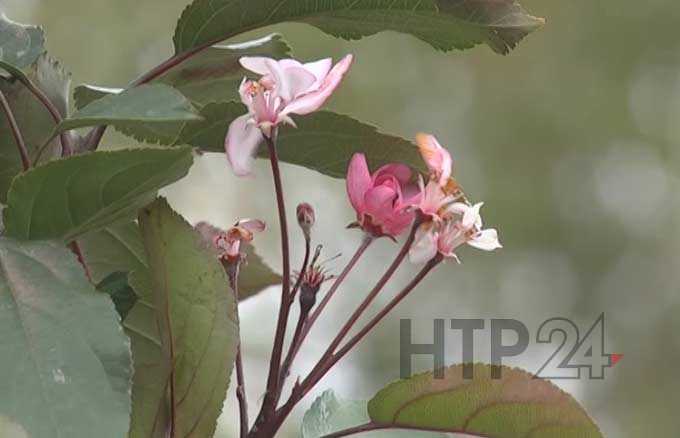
296 202 315 240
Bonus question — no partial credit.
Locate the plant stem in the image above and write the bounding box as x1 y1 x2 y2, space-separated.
321 254 443 374
283 235 373 379
312 224 419 372
0 90 30 170
277 236 312 391
254 131 292 428
69 241 92 282
269 223 429 434
10 73 73 157
227 261 249 438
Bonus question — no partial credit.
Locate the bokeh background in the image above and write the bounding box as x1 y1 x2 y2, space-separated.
2 0 677 436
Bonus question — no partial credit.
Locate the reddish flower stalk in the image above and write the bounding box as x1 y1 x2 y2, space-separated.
281 235 374 381
270 246 441 436
0 90 30 171
253 132 293 428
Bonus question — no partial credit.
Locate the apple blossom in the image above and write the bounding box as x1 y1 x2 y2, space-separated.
409 202 501 263
225 55 353 176
346 153 422 238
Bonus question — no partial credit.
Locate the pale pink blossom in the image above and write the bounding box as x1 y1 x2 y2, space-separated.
409 202 501 263
416 133 452 186
346 153 421 238
225 55 353 176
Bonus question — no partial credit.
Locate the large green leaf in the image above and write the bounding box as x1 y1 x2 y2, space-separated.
367 363 603 437
0 238 132 438
104 101 426 178
234 244 281 299
129 198 238 438
174 0 544 56
73 34 290 111
55 84 202 133
302 390 438 438
78 221 148 284
0 54 69 202
3 147 194 241
0 14 45 69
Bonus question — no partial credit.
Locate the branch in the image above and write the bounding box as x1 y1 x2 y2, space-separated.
0 89 30 170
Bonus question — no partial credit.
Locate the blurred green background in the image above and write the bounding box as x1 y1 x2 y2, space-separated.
2 0 676 436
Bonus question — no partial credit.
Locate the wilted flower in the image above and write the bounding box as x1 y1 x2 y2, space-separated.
195 219 266 263
225 55 353 176
346 153 421 238
298 245 333 313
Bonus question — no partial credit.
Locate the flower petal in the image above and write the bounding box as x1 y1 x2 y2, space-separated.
225 114 264 176
416 133 452 185
264 59 316 101
236 218 266 234
239 56 272 75
468 228 502 251
282 54 353 116
373 163 412 185
409 225 439 264
363 185 397 218
346 153 372 212
303 57 333 87
462 202 483 230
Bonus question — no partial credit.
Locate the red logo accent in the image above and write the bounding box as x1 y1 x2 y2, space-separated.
610 353 623 367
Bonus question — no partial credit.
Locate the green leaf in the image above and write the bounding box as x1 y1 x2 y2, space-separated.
3 146 194 241
367 363 603 437
235 244 281 299
97 271 138 320
0 14 45 69
174 0 544 56
73 34 290 112
155 33 291 106
111 101 426 178
0 54 70 202
73 84 124 110
55 84 202 133
78 221 148 284
303 390 438 438
0 238 132 438
128 198 238 438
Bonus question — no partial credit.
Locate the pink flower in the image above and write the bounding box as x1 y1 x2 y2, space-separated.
346 153 421 238
196 219 266 262
409 202 502 263
416 133 452 186
225 55 354 176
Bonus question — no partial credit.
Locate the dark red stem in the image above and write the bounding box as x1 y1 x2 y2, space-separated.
0 90 30 170
253 131 292 430
284 235 373 379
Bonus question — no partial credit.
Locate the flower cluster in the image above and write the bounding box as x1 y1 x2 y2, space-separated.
408 134 502 263
224 54 501 263
346 133 501 263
